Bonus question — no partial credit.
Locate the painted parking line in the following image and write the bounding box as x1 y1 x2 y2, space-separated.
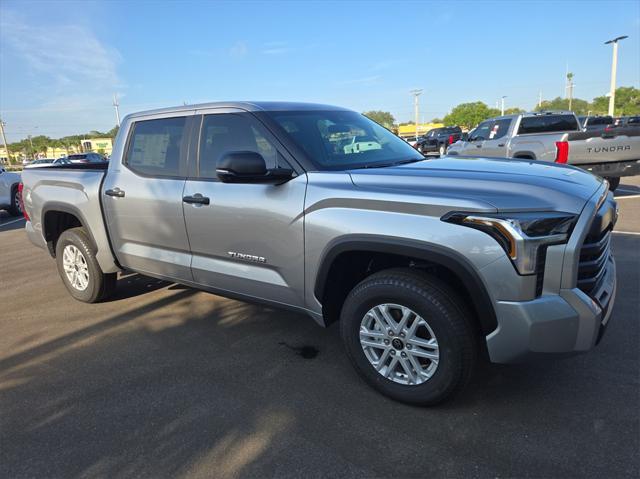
0 217 25 228
612 230 640 236
615 194 640 200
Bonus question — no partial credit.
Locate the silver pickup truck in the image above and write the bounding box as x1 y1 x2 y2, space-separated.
447 111 640 190
21 102 618 405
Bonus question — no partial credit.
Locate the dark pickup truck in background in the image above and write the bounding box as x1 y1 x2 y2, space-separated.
415 126 462 156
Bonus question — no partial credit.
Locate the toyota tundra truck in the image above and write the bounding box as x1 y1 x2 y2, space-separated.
20 102 618 405
447 111 639 190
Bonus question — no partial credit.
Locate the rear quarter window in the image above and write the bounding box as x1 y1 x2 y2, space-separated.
517 115 579 134
125 117 187 177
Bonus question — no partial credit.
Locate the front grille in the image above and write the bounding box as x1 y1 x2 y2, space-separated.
577 228 611 295
577 196 615 301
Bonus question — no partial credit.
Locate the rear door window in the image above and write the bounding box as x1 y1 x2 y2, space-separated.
488 119 512 140
517 115 579 134
125 117 187 177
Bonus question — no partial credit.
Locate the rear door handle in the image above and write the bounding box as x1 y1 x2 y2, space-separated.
498 143 505 147
183 194 210 205
105 188 125 197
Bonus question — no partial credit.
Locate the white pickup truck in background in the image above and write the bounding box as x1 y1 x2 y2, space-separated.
447 111 640 190
555 126 640 190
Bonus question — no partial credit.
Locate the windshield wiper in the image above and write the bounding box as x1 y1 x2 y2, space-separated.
362 158 424 169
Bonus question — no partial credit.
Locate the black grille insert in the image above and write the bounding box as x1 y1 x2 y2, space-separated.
577 198 615 299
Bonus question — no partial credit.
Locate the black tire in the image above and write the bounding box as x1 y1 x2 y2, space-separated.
8 185 21 216
606 177 620 191
55 227 117 303
340 268 477 406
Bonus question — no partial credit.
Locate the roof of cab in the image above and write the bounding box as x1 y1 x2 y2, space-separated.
127 101 349 120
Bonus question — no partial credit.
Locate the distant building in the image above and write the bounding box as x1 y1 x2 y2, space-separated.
81 138 113 156
397 123 444 139
45 137 113 158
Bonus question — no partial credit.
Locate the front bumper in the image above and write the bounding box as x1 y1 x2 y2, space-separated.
577 159 640 178
485 256 616 363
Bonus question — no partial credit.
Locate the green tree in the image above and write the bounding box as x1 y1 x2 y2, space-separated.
534 96 590 115
442 102 500 129
591 86 640 116
107 125 120 138
430 118 443 123
362 110 396 128
504 107 525 115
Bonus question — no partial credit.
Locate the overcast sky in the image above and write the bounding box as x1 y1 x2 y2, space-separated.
1 0 639 141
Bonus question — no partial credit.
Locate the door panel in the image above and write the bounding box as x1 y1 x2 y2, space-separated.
183 178 307 306
103 114 194 281
479 118 512 158
182 110 307 307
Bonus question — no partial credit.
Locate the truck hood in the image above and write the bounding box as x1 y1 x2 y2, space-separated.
348 157 603 214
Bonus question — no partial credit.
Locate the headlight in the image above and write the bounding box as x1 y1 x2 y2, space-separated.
442 212 578 275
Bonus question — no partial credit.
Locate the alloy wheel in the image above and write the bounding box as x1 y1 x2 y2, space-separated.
359 303 439 385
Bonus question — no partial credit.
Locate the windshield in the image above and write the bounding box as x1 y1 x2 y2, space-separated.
266 110 423 170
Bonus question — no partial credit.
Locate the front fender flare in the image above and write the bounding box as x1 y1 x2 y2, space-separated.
314 235 498 334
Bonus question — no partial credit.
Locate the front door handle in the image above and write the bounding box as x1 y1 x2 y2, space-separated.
498 143 505 147
476 144 482 148
105 188 125 197
183 194 210 205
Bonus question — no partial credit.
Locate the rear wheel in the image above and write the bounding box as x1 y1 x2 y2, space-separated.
55 227 117 303
606 177 620 191
439 144 447 156
340 268 477 405
8 186 21 216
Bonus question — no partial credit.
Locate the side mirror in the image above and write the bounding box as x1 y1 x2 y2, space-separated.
217 151 293 184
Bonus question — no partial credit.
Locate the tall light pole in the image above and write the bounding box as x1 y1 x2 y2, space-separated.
500 96 507 115
113 93 121 127
566 72 574 111
410 89 423 140
0 118 11 165
605 35 628 116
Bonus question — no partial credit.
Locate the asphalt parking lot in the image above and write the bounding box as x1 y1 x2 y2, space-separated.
1 178 638 478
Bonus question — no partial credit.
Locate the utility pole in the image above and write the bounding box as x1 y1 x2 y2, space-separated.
605 35 628 116
409 89 423 141
0 118 11 165
501 96 507 116
566 72 574 111
112 93 121 127
538 90 543 108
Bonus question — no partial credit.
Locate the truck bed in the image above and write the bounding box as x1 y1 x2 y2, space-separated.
21 165 119 273
563 127 640 165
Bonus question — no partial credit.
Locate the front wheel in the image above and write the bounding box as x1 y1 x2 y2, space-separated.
55 227 117 303
606 177 620 191
340 268 477 405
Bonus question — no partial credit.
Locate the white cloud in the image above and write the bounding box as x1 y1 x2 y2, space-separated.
262 41 290 55
229 41 248 58
336 75 381 86
0 10 124 138
0 10 121 94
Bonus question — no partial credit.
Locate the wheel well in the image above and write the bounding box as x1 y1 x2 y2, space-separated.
319 250 492 335
43 211 83 257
